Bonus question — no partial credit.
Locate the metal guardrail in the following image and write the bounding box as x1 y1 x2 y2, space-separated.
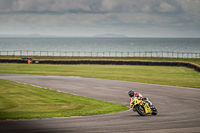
0 50 200 58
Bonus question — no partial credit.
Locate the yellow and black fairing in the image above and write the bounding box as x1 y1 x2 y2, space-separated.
130 97 153 115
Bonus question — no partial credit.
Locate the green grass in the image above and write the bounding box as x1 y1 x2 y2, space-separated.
0 79 128 120
0 63 200 88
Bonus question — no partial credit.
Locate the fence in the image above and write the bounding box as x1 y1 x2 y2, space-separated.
0 50 200 58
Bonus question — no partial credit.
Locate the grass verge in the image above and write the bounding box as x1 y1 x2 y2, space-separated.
0 79 128 120
0 63 200 88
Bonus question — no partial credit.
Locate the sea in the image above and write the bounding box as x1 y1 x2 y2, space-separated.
0 37 200 57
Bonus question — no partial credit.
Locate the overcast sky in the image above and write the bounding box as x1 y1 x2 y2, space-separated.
0 0 200 37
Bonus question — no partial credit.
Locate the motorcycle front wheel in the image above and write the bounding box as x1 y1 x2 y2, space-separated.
135 105 146 116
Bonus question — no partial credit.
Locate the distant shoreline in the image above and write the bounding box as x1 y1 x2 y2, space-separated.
0 36 200 39
0 34 200 39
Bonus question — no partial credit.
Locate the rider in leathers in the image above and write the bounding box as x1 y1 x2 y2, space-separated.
128 90 153 107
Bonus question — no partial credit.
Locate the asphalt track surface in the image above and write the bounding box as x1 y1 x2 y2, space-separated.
0 74 200 133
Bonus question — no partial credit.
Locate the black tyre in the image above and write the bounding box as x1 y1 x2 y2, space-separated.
135 105 146 116
151 106 157 115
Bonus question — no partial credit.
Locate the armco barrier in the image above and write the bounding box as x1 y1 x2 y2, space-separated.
0 59 199 72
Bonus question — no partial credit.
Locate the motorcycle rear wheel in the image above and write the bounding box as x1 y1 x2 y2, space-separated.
135 105 146 116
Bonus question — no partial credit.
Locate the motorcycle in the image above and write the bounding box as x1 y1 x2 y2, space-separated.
130 97 157 116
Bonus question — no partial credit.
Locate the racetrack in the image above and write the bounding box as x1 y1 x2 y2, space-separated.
0 74 200 133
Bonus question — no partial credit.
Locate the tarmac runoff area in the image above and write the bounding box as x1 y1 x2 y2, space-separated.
0 74 200 133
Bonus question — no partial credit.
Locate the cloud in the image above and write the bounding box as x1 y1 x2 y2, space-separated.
0 0 105 14
0 0 183 15
156 2 176 13
0 0 199 37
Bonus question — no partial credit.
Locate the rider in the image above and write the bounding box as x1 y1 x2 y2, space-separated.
128 90 153 107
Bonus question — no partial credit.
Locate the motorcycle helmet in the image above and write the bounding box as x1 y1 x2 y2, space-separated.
128 90 134 97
